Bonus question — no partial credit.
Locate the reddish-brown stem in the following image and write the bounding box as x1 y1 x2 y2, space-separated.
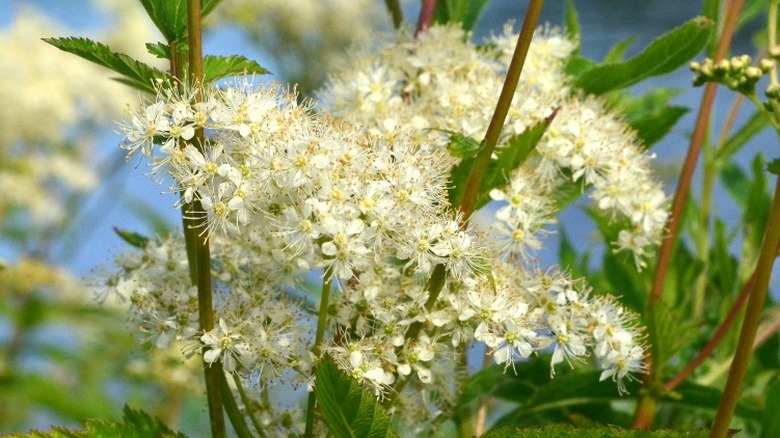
712 175 780 437
416 0 437 37
754 312 780 347
458 0 544 219
633 0 745 429
664 273 755 391
650 0 744 304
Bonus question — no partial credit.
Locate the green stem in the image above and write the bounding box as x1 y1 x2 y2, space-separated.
304 269 333 438
385 0 544 410
457 0 543 220
711 176 780 437
184 1 225 436
220 373 254 438
233 372 267 437
383 0 404 29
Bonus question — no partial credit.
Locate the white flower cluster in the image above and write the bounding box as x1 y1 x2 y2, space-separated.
318 24 668 268
109 70 647 427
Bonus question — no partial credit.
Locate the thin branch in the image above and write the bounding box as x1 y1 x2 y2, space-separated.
416 0 437 36
384 0 404 29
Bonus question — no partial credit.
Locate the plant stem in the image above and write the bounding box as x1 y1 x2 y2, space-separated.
711 175 780 437
386 0 544 410
457 0 544 220
184 1 225 436
233 372 267 437
664 273 755 391
384 0 404 29
633 0 745 428
304 269 333 438
220 372 254 438
416 0 437 36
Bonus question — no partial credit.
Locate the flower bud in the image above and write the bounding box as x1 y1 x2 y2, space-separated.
760 58 775 73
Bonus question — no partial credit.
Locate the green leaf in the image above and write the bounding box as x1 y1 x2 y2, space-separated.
43 37 168 94
574 17 713 95
484 424 708 438
479 120 550 208
761 379 780 438
564 0 581 45
616 88 688 147
314 357 398 438
136 0 187 43
603 36 636 63
715 111 769 165
11 406 187 438
113 227 150 249
145 42 171 59
433 0 489 31
768 158 780 176
630 105 688 147
447 120 549 210
203 55 270 84
202 0 224 17
434 129 485 159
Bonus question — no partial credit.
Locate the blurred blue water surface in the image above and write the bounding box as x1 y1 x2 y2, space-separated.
1 0 777 293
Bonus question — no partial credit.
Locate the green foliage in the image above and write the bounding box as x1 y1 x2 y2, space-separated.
564 0 581 47
433 129 485 159
448 120 549 209
136 0 223 44
483 424 708 438
722 155 772 255
614 88 688 147
113 227 150 249
203 55 270 84
760 378 780 438
314 358 398 438
603 37 637 63
573 17 713 95
43 37 169 95
715 112 770 165
10 406 186 438
145 41 171 59
433 0 489 32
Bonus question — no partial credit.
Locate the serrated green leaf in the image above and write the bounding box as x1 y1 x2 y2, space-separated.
10 406 186 438
315 357 398 438
113 227 150 248
603 36 636 63
137 0 187 43
574 17 713 95
435 129 484 159
145 41 171 59
43 37 168 94
761 379 780 438
203 55 270 84
768 158 780 176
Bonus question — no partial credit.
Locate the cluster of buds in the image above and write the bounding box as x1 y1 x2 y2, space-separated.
690 55 774 93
